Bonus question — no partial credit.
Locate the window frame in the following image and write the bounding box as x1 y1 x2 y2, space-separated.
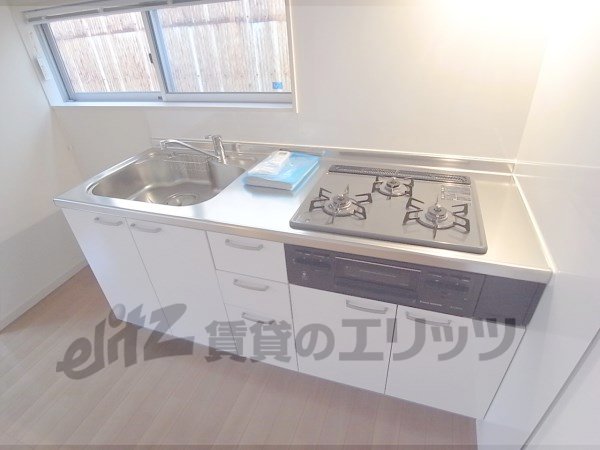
36 1 295 105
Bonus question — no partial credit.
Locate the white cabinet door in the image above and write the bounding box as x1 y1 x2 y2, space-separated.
62 209 166 329
290 285 396 393
386 305 525 418
128 219 228 347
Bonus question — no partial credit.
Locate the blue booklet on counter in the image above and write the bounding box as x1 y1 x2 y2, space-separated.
244 151 320 191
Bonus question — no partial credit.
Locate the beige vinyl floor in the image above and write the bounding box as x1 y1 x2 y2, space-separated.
0 267 476 448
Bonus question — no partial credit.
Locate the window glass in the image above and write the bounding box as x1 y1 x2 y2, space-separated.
49 12 160 93
156 0 291 93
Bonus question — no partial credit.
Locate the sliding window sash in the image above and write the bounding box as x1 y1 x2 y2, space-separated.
39 21 162 102
23 0 230 25
29 0 294 105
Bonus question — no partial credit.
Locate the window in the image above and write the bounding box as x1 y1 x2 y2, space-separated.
32 0 292 104
156 2 291 94
48 13 160 94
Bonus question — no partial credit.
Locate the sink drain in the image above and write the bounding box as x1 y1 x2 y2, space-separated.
164 193 199 206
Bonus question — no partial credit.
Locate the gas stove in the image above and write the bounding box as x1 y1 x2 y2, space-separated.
290 165 487 254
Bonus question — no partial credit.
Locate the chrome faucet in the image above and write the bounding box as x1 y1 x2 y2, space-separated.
159 139 221 161
206 135 227 164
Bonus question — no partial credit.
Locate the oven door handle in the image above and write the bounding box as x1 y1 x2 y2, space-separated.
345 299 389 315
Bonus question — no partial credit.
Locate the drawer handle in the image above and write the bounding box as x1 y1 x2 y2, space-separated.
130 223 162 233
233 279 270 292
94 217 123 227
405 311 452 327
225 239 264 251
241 312 275 325
345 299 388 315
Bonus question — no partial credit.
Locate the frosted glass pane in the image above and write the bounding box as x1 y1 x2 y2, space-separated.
49 13 160 93
157 0 291 93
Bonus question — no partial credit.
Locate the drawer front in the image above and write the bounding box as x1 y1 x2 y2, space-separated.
208 232 287 283
386 305 525 418
225 304 298 371
217 270 292 321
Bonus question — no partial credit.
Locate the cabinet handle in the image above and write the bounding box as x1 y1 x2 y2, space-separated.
225 239 264 251
233 279 270 292
405 311 452 327
345 299 389 315
94 217 123 227
130 223 162 233
241 312 275 325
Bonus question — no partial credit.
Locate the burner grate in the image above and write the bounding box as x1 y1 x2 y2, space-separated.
329 165 471 185
309 186 372 223
372 176 414 199
403 198 471 239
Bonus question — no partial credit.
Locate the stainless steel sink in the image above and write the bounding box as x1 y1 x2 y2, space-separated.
89 150 255 206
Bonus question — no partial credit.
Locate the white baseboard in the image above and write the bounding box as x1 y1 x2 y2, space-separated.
0 260 87 332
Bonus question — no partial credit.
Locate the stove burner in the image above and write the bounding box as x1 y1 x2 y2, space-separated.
425 203 449 223
309 185 372 222
328 193 354 213
289 165 486 254
372 176 413 199
386 178 403 189
403 198 471 238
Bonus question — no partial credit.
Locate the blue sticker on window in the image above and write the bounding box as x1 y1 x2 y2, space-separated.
272 81 284 90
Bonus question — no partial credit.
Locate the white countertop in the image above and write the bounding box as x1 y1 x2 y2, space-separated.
55 146 551 284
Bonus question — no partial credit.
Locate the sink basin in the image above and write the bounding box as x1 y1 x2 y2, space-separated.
89 151 250 206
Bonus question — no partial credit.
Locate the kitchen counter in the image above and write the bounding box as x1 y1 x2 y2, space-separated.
54 144 552 283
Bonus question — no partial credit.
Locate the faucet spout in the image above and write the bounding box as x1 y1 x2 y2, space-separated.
205 135 227 164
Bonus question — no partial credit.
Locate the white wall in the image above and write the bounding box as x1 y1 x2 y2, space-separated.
478 2 600 447
0 5 84 329
528 331 600 447
49 0 550 177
